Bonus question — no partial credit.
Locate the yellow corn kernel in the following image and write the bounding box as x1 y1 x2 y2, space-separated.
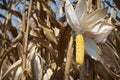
75 34 84 66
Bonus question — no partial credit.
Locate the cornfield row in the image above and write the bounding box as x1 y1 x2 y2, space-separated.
0 0 120 80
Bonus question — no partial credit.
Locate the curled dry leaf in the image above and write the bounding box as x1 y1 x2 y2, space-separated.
7 20 18 37
2 59 22 80
101 44 120 69
31 54 42 80
33 14 58 45
16 43 24 59
43 28 58 45
14 67 22 80
43 68 53 80
12 31 23 44
26 43 36 72
96 61 115 80
30 29 39 38
27 42 45 80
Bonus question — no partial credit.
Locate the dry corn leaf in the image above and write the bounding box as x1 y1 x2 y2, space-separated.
65 0 81 34
2 59 22 80
75 0 87 22
14 67 22 80
49 15 62 29
83 7 108 30
31 54 42 80
0 0 119 80
0 44 18 69
43 68 53 80
7 20 18 37
84 37 103 61
96 62 115 80
65 0 114 61
115 33 120 57
65 0 109 34
26 45 36 79
16 43 24 59
12 31 23 44
43 28 58 45
41 1 63 29
113 0 120 10
33 15 58 45
101 44 119 69
86 21 114 43
30 29 39 37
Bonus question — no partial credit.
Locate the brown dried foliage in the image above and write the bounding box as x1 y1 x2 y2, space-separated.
0 0 120 80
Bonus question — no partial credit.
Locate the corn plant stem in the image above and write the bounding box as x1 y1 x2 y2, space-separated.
37 1 40 17
111 7 114 18
97 0 101 9
22 0 26 32
22 0 26 80
24 0 32 54
65 35 74 80
22 0 32 80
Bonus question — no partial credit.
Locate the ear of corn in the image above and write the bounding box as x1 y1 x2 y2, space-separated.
75 34 84 66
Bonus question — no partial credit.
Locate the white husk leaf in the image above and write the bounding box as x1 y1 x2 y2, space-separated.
65 0 114 42
88 21 114 43
31 54 42 80
65 0 81 33
75 0 87 21
65 0 114 60
84 37 103 61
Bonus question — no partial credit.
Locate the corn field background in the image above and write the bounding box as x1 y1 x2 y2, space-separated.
0 0 120 80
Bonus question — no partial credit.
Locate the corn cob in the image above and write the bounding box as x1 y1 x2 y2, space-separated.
75 34 84 66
